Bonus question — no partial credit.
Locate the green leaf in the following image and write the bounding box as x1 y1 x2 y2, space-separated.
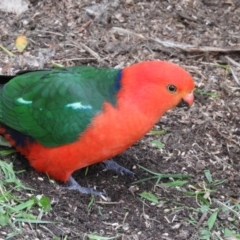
0 214 9 226
195 89 218 98
8 199 35 213
149 130 166 135
139 191 159 204
88 194 95 210
14 212 36 221
150 140 164 149
14 219 53 224
204 170 212 183
199 228 211 240
163 180 188 187
38 196 51 212
215 63 229 70
224 228 234 238
200 205 209 213
87 233 121 240
0 44 15 57
0 160 28 190
134 165 191 185
52 62 65 69
0 160 53 238
207 210 218 230
0 149 16 156
0 136 11 147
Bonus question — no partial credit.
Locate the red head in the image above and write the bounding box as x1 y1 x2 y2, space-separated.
120 60 195 118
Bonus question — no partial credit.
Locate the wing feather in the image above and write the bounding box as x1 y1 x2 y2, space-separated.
0 66 121 146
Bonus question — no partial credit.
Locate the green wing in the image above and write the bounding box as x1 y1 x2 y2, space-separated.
0 66 121 147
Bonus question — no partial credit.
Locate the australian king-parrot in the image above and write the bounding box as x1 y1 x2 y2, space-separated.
0 61 195 195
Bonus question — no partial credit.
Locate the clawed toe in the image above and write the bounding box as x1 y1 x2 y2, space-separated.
61 176 109 198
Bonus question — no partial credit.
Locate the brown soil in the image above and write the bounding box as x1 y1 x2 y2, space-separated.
0 0 240 239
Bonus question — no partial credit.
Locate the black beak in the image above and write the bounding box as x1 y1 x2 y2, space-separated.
177 99 191 109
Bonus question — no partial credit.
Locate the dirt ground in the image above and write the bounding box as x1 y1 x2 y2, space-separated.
0 0 240 239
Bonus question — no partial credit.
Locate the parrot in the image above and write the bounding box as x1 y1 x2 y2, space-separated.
0 60 194 195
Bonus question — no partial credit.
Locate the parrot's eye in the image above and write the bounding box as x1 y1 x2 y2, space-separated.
167 84 177 93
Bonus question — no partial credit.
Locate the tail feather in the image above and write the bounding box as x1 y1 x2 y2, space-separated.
0 75 15 125
0 71 38 147
0 69 46 85
0 75 15 84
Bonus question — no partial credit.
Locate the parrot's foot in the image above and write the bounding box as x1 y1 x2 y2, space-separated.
61 176 108 197
102 159 136 177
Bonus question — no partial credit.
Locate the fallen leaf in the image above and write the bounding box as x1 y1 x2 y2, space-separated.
15 35 28 52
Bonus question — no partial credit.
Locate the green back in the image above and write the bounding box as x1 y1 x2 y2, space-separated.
0 66 122 146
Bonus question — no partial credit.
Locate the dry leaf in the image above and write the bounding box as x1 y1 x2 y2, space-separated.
15 35 28 52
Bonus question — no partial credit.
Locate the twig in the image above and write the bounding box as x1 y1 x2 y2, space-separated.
34 29 64 37
195 211 208 229
51 62 64 68
225 56 240 68
67 41 103 62
112 27 145 39
95 200 124 205
122 212 128 224
184 65 207 80
150 37 240 53
0 44 15 57
213 198 240 219
53 58 96 62
229 66 240 86
212 231 224 240
78 42 103 62
225 56 240 86
111 27 240 53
